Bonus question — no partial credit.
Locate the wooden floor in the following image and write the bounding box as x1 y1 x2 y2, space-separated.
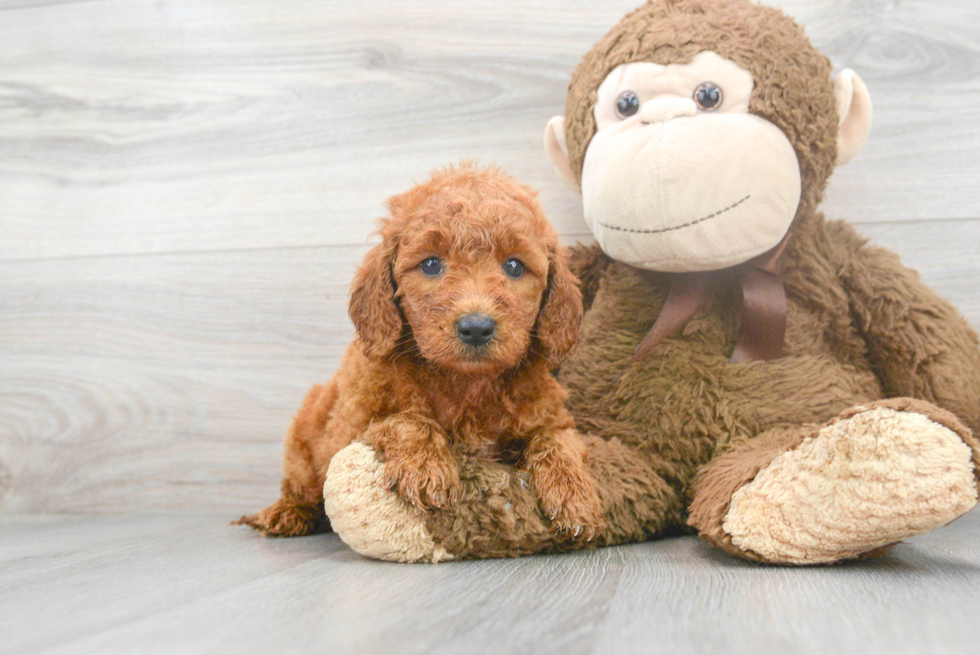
2 1 980 653
2 510 979 655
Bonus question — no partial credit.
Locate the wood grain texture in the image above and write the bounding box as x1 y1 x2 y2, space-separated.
1 0 978 261
1 0 979 514
1 511 979 655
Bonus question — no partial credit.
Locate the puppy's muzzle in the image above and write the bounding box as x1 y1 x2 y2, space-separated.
456 313 496 347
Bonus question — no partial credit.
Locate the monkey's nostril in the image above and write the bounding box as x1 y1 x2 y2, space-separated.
456 314 496 347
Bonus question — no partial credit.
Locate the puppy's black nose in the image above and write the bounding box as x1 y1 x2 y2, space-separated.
456 313 496 347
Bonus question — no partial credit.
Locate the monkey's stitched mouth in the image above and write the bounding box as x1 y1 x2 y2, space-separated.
598 195 750 234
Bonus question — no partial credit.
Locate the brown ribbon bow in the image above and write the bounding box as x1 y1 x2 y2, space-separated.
623 234 790 371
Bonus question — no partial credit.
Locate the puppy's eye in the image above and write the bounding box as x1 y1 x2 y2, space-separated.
419 256 444 276
503 258 525 279
693 82 723 111
616 90 640 118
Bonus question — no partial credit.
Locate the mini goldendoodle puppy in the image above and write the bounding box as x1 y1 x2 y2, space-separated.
237 164 603 538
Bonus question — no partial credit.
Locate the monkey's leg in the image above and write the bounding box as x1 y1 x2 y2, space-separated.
323 434 684 562
688 399 980 565
235 382 339 537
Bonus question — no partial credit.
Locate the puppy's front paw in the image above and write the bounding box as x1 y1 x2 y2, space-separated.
528 456 603 539
384 452 460 510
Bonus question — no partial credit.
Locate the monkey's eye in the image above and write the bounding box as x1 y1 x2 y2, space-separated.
615 90 640 118
419 256 444 276
693 82 723 111
503 258 525 279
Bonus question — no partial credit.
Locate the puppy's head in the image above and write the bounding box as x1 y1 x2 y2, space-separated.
349 164 582 376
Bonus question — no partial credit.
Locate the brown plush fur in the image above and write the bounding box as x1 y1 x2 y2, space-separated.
366 0 980 562
237 164 603 537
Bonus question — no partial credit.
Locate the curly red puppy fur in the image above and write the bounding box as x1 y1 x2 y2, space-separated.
236 164 603 538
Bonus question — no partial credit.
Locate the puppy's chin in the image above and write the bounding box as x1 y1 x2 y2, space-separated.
417 340 526 377
448 352 516 377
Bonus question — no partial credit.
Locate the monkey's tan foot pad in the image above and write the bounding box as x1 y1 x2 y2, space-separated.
324 442 453 564
723 405 978 565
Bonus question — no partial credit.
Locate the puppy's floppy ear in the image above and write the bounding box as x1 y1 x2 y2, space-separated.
535 244 584 368
348 234 402 359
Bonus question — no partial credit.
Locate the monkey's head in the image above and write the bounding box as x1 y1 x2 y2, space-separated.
544 0 872 273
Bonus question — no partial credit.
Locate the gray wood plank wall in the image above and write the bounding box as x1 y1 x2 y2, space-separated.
2 0 978 515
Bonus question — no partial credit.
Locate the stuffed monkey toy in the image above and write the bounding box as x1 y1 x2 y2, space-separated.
322 0 980 564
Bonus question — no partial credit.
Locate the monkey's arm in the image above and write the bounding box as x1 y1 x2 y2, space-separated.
828 219 980 434
566 242 612 312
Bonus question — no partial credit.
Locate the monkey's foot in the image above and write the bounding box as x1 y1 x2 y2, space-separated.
324 442 453 563
722 400 979 565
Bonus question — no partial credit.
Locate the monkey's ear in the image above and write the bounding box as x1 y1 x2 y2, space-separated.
544 116 579 188
833 69 873 166
348 238 402 359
